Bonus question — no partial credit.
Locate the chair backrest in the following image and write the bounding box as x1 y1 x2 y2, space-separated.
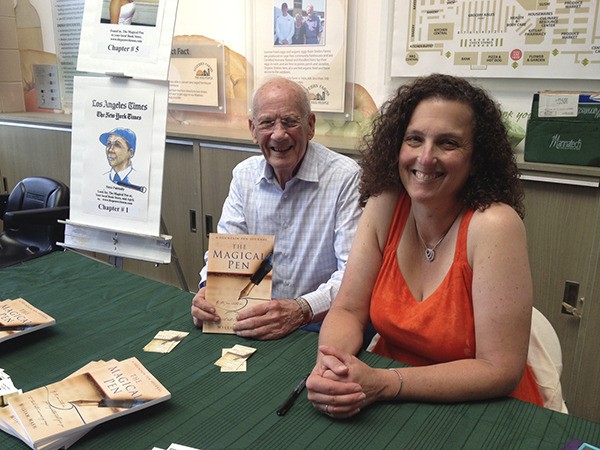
3 177 70 253
528 307 569 413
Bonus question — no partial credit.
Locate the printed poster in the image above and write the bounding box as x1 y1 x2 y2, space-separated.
253 0 349 113
390 0 600 79
69 76 168 236
77 0 179 80
169 55 220 107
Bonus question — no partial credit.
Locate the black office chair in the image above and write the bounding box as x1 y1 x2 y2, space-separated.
0 177 70 269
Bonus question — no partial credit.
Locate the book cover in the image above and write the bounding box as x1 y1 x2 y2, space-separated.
7 357 170 449
0 360 118 450
0 298 55 343
203 233 275 334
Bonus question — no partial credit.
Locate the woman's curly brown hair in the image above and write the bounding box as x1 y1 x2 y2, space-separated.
358 73 524 218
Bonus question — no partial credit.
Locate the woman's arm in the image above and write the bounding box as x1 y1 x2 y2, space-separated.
317 191 396 354
307 192 398 415
109 0 121 24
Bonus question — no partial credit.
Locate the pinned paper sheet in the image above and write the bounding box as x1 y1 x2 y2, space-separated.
0 369 21 406
538 93 579 117
214 344 257 372
144 330 189 353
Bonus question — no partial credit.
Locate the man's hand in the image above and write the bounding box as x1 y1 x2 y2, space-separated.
191 287 220 327
233 298 304 340
191 293 305 340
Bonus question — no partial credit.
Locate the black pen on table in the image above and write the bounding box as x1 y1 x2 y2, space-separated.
276 374 309 416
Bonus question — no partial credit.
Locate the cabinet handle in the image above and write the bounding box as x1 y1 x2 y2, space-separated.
189 210 197 233
205 215 213 237
561 301 583 319
561 280 583 319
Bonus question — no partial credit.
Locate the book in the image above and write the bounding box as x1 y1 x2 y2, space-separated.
0 360 118 450
203 233 275 334
3 357 170 449
0 298 55 343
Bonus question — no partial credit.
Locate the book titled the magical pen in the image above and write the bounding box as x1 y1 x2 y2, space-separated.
0 298 55 344
0 357 170 449
203 233 275 334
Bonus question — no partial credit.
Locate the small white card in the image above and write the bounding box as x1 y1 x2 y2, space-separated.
538 93 579 118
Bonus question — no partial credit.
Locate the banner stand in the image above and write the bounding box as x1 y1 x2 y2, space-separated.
58 220 172 265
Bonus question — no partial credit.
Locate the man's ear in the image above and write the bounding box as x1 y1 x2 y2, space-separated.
248 118 259 144
128 149 135 159
307 113 316 140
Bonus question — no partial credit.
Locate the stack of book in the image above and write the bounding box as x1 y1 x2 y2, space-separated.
0 357 170 450
0 298 55 343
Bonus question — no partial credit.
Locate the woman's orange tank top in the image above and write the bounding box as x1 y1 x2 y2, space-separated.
370 193 542 406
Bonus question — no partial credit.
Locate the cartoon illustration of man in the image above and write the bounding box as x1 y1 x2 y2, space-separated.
99 127 146 192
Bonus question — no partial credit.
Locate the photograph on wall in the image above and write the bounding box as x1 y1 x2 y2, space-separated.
254 0 348 113
69 76 169 237
77 0 179 80
390 0 600 79
273 1 324 46
100 0 157 26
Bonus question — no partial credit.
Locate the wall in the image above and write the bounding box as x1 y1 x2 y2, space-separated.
0 0 25 112
4 1 600 149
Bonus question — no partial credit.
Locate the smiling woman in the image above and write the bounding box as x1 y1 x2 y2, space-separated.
306 74 542 420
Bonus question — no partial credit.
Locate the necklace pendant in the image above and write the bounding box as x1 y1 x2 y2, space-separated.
425 248 435 263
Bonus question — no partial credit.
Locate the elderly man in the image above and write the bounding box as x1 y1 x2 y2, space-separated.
304 4 322 44
191 77 362 340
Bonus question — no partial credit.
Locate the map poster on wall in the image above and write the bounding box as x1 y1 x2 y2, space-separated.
69 76 169 237
391 0 600 79
253 0 348 113
77 0 179 80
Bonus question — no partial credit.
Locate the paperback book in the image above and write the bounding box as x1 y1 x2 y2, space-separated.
1 357 170 450
203 233 275 334
0 298 55 343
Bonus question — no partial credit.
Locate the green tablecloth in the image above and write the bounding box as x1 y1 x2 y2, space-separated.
0 251 599 449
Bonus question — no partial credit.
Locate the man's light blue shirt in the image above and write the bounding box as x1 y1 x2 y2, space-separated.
201 141 362 321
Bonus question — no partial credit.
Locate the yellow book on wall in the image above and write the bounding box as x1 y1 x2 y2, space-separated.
203 233 274 334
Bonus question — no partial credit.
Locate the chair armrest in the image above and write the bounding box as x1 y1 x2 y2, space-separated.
3 206 70 227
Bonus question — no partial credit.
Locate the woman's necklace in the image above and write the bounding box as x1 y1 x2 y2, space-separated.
414 207 463 263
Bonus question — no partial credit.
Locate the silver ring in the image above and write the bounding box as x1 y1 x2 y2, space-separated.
325 404 330 414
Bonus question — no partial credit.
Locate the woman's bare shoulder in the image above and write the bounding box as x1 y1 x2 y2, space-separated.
470 203 523 231
468 203 526 256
